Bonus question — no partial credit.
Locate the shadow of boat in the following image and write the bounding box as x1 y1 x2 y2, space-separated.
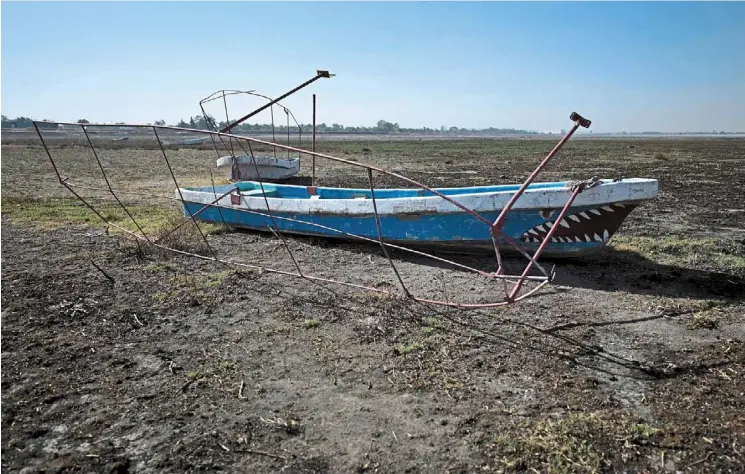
404 245 744 301
241 230 744 301
544 247 744 300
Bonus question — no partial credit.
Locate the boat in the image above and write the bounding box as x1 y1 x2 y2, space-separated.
215 154 300 181
176 177 658 257
200 71 335 183
178 136 208 146
33 99 655 305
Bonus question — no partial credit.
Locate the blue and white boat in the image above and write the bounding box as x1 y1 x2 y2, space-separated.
177 178 658 257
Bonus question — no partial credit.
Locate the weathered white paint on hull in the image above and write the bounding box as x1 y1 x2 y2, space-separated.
178 178 658 256
179 178 659 217
216 155 300 181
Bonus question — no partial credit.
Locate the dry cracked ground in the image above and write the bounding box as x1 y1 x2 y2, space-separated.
2 135 744 473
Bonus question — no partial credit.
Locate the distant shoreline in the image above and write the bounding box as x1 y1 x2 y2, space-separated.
3 128 744 141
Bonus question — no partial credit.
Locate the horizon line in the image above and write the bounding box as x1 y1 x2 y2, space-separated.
3 116 744 136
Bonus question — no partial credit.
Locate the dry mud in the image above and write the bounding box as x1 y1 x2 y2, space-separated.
2 137 744 473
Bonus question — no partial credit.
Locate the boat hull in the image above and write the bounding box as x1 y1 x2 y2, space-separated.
179 137 208 146
178 178 658 257
216 155 300 181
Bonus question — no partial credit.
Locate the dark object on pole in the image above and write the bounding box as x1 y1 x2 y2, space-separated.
570 111 591 129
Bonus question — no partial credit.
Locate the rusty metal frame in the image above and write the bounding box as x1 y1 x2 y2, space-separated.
199 89 305 181
33 111 591 309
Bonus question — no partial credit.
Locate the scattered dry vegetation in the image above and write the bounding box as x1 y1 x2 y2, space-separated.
2 135 744 473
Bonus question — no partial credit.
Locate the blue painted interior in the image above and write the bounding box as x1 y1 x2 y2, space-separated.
186 180 574 201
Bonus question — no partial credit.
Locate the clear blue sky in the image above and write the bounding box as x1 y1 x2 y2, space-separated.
2 1 744 133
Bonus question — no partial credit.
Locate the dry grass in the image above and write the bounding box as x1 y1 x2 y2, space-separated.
1 195 176 233
151 269 235 307
688 308 722 329
1 194 226 258
491 412 665 473
611 235 745 273
148 211 226 256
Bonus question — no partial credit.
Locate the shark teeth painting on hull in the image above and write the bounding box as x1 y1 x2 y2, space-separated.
518 203 637 246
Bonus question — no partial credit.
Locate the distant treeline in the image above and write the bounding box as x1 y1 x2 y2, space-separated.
2 116 61 129
3 115 741 135
2 114 541 136
175 116 541 136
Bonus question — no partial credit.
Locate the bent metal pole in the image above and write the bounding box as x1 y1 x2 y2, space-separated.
219 70 335 134
490 111 591 233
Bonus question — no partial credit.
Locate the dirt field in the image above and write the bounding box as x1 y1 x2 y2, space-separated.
2 134 744 473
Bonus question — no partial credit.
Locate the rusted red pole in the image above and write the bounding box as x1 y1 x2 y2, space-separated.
312 93 317 185
491 112 591 234
507 186 582 301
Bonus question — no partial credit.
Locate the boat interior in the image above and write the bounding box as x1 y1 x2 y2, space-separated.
195 180 585 201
